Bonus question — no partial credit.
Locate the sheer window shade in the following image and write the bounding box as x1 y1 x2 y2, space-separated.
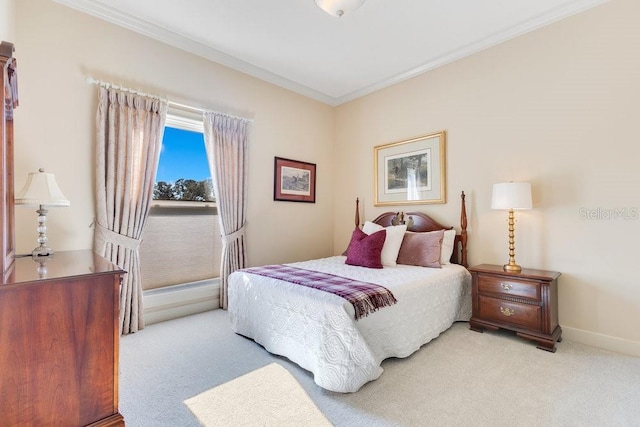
139 207 221 290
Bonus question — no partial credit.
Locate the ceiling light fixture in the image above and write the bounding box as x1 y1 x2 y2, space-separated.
314 0 366 17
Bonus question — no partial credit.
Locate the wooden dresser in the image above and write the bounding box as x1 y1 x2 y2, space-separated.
469 264 562 352
0 250 125 426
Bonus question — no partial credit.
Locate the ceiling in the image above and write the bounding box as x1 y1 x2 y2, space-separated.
54 0 608 106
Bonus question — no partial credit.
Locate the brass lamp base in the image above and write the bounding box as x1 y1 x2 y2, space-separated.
503 263 522 272
503 208 522 273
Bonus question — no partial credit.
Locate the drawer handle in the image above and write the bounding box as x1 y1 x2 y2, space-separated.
500 307 515 317
501 282 513 290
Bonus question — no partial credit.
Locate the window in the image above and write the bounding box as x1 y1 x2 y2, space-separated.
153 116 214 203
139 112 221 291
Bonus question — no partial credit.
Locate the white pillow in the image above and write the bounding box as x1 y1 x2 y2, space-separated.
440 229 456 264
362 221 407 267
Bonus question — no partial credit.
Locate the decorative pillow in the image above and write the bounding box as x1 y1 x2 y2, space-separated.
345 227 386 269
362 221 408 267
440 229 456 264
397 230 444 268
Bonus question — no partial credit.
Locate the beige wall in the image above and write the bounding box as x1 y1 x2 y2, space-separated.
13 0 334 267
12 0 640 355
0 0 14 42
334 0 640 354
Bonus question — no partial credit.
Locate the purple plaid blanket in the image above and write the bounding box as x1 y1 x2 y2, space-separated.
241 265 397 320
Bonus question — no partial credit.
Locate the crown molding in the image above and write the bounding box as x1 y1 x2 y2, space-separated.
55 0 610 107
53 0 336 105
334 0 611 105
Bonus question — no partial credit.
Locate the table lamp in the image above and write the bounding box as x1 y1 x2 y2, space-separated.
15 168 70 257
491 182 532 272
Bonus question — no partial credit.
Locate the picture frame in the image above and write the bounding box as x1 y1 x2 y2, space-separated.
374 131 446 206
274 156 316 203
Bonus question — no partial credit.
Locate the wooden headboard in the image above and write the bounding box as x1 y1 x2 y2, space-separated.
354 191 468 267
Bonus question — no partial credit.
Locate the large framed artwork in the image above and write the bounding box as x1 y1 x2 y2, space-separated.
274 157 316 203
374 131 446 206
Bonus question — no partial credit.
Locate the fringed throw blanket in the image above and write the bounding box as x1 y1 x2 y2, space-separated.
241 265 397 320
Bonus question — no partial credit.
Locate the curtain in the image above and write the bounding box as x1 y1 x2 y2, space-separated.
94 87 167 335
203 112 250 309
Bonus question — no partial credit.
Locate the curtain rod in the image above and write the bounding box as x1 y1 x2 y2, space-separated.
86 77 253 123
86 77 168 103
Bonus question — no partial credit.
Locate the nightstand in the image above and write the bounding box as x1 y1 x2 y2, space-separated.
469 264 562 352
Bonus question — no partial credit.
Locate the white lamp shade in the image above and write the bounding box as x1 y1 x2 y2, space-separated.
15 169 70 207
314 0 366 17
491 182 532 210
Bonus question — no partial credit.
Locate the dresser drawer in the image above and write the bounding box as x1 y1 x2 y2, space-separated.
477 274 541 301
477 296 541 331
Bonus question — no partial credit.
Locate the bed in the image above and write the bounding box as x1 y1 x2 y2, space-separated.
228 192 470 393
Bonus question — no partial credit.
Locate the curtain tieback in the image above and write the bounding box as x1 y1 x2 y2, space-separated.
95 223 141 251
222 226 245 244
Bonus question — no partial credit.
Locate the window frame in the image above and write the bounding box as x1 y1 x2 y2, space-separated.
141 109 221 293
153 111 215 208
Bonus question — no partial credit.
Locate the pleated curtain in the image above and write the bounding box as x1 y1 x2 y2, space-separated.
94 87 167 335
203 112 250 309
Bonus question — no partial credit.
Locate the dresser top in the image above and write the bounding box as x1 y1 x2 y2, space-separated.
2 250 124 286
469 263 561 281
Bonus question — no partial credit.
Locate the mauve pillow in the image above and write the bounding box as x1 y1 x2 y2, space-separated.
396 230 444 268
345 227 386 269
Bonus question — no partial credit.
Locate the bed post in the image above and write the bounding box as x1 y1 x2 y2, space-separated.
460 191 468 267
355 198 360 228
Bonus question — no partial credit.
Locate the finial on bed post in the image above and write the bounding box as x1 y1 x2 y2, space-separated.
460 191 468 267
355 198 360 228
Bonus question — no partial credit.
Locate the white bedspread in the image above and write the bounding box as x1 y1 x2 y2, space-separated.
228 256 472 393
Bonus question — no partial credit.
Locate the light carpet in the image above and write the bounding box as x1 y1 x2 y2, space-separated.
120 309 640 426
184 362 331 426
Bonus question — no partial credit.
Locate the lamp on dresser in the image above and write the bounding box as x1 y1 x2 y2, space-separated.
491 181 532 272
15 168 70 257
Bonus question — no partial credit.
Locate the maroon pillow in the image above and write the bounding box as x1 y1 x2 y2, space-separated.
345 227 386 269
396 230 444 268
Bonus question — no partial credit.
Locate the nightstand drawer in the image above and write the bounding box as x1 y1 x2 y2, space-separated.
477 296 541 330
477 274 540 301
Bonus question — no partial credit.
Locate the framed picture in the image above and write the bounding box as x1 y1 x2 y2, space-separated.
374 131 446 206
274 157 316 203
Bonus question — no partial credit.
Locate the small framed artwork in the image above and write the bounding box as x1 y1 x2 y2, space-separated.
374 131 446 206
274 157 316 203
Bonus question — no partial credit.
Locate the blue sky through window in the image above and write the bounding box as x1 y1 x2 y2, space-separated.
156 126 210 183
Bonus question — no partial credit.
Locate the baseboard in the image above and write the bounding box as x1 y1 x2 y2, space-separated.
562 326 640 357
143 278 220 326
